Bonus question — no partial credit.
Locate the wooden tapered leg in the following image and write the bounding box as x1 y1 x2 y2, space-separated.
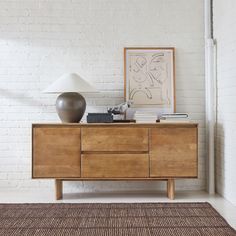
167 179 175 200
55 179 63 200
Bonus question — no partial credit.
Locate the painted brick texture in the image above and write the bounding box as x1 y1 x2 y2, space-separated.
0 0 205 192
214 0 236 205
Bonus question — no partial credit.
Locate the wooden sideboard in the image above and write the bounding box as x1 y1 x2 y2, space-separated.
32 123 198 200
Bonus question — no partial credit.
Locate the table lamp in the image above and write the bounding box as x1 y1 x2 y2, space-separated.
43 73 96 123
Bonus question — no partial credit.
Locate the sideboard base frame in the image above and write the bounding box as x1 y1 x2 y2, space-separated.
54 178 176 200
55 179 63 200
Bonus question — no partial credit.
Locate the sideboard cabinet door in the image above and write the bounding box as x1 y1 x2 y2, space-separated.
150 127 198 178
33 127 81 178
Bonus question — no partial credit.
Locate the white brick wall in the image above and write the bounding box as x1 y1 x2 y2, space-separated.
0 0 205 193
214 0 236 205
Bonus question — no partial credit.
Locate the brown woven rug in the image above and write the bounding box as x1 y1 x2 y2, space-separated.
0 202 235 236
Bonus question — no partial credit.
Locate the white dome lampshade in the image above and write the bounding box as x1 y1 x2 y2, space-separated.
43 73 97 123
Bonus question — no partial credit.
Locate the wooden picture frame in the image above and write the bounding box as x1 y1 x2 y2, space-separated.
124 47 176 116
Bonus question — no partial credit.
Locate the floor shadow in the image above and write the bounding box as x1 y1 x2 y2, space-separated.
63 191 167 201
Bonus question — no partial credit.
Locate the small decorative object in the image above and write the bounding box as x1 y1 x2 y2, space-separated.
43 73 96 123
87 113 113 123
124 47 175 117
159 113 190 123
107 100 133 120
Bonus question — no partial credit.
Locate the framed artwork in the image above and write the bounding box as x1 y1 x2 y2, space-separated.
124 47 175 115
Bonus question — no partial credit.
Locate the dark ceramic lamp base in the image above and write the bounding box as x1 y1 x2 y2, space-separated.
56 92 86 123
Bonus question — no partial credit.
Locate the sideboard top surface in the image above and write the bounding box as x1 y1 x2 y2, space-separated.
32 122 198 128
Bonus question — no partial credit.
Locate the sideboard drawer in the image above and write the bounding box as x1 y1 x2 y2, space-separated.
81 154 149 178
150 127 198 177
33 127 81 178
81 127 148 152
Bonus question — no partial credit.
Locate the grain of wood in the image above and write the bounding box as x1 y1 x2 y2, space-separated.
150 127 198 177
33 127 81 178
81 127 149 152
81 154 149 178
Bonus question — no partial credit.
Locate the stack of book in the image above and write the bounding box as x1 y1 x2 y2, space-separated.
134 111 157 123
160 113 190 123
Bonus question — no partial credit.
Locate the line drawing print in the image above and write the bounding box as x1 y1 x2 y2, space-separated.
126 49 174 106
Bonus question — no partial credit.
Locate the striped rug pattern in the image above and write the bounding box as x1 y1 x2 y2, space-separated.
0 202 235 236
